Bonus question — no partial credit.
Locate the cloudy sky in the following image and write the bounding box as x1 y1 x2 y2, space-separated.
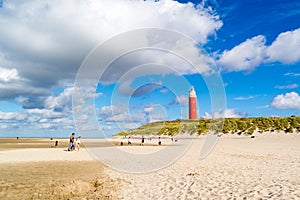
0 0 299 138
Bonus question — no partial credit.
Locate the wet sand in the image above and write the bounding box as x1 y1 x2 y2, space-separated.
0 138 70 151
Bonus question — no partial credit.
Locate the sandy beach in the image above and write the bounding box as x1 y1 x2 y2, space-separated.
1 132 300 199
0 138 122 200
107 132 300 199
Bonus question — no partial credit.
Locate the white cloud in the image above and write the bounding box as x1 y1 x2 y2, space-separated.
99 101 168 127
0 109 74 130
233 96 255 101
0 81 49 102
169 95 188 107
0 0 222 102
203 108 247 118
45 87 75 112
284 72 300 77
123 123 139 130
0 0 221 135
271 92 300 109
119 82 163 97
143 104 166 122
144 106 154 113
256 105 270 109
266 28 300 63
106 114 131 122
99 105 143 123
25 109 65 119
99 105 127 119
1 1 222 135
275 84 298 89
38 123 57 129
39 119 49 123
0 67 20 82
217 28 300 72
27 116 40 123
217 35 266 71
45 86 102 113
74 114 89 124
0 124 9 129
0 111 28 121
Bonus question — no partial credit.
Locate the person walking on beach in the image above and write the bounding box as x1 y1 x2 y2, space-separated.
68 133 75 151
141 136 145 146
158 137 161 145
55 140 58 147
128 136 132 145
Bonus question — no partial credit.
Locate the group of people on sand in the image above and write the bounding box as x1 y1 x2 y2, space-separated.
125 136 162 146
141 136 161 145
68 133 81 151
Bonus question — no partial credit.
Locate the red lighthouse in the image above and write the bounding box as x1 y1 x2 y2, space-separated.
189 87 197 119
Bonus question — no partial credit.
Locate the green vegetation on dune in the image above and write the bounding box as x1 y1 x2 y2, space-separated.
115 116 300 136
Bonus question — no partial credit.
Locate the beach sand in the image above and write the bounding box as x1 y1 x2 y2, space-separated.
0 161 122 200
0 138 122 200
0 138 70 151
1 133 300 199
108 132 300 199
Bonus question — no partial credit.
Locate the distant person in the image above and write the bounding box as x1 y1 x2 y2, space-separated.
141 136 145 146
158 137 161 146
68 133 75 151
128 137 132 145
55 140 58 147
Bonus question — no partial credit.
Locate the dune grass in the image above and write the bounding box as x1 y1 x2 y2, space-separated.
115 116 300 136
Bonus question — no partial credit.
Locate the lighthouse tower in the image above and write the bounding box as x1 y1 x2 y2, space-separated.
189 87 197 119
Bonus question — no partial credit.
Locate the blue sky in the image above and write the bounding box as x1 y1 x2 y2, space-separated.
0 0 299 137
